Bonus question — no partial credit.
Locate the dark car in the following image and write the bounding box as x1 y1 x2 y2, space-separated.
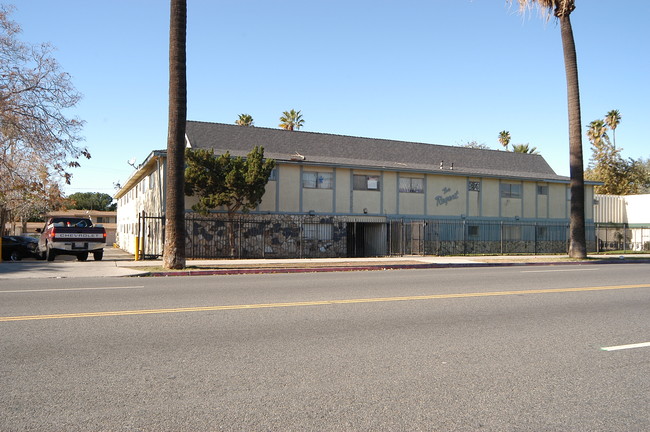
1 235 41 261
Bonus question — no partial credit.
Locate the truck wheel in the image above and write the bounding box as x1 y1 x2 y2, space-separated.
46 244 56 262
93 250 104 261
77 252 89 261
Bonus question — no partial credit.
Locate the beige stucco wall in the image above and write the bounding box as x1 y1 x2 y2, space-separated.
301 167 334 213
584 186 594 220
258 179 277 212
427 175 466 217
382 172 397 215
549 184 567 219
303 188 333 213
482 179 500 217
335 168 351 213
351 170 382 214
278 165 301 212
536 183 548 218
398 174 424 215
467 178 480 218
523 182 536 219
500 180 522 218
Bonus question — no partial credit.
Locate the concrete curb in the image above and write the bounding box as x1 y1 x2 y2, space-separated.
137 258 650 277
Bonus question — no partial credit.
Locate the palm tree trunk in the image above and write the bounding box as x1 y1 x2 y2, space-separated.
560 13 587 259
162 0 187 269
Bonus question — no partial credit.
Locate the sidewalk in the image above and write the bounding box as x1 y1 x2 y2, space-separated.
1 246 649 279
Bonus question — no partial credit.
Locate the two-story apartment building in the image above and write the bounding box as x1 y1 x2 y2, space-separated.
115 121 596 257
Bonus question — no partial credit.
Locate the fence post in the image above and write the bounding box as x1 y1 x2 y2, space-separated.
500 221 503 255
462 219 466 256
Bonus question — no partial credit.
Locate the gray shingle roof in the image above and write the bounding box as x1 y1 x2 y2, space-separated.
185 121 568 182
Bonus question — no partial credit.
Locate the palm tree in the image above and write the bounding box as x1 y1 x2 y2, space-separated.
512 143 539 154
279 109 304 131
586 119 608 147
163 0 187 269
235 113 254 127
604 109 621 147
498 130 511 151
509 0 586 258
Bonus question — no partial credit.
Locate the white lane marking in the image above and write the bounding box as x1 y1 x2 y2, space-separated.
601 342 650 351
0 286 145 294
522 268 600 273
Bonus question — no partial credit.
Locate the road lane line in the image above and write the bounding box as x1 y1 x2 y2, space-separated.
1 283 649 322
601 342 650 351
0 286 145 294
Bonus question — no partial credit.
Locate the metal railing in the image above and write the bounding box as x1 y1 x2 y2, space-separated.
133 213 643 259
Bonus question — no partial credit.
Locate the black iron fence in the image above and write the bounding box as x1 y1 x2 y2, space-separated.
594 224 650 252
133 213 649 259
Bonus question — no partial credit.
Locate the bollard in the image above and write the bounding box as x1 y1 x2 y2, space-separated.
134 236 140 261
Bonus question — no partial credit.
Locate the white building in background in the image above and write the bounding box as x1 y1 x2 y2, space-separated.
594 194 650 251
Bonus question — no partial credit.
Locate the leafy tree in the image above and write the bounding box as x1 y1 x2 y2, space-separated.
508 0 586 258
498 130 511 151
163 0 187 269
0 6 88 234
459 140 491 150
235 114 254 127
279 109 304 131
637 158 650 193
585 115 650 195
512 143 540 154
67 192 116 211
185 146 275 256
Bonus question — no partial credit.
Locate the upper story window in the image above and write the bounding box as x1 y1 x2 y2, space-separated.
353 175 380 191
302 172 333 189
468 181 481 192
399 177 424 193
268 168 278 181
537 185 548 195
500 183 522 198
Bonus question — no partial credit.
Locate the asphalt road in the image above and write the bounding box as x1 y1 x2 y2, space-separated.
1 264 649 431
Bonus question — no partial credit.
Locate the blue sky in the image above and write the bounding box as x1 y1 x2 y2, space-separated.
12 0 650 195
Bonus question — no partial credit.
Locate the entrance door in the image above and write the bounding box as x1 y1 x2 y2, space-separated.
346 223 387 257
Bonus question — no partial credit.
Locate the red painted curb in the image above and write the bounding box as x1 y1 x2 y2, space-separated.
138 258 650 277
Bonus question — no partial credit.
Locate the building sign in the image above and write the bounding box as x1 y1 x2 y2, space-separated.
435 187 460 206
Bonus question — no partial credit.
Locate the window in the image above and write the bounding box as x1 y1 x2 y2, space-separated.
353 175 380 191
500 183 522 198
302 172 333 189
468 225 480 237
468 181 481 192
536 226 548 238
303 223 332 241
269 168 278 181
537 185 548 195
399 177 424 193
149 172 156 189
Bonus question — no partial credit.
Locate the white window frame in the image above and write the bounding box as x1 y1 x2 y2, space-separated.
303 172 333 189
399 177 424 193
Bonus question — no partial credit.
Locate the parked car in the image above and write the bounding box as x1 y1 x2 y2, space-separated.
1 235 41 261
